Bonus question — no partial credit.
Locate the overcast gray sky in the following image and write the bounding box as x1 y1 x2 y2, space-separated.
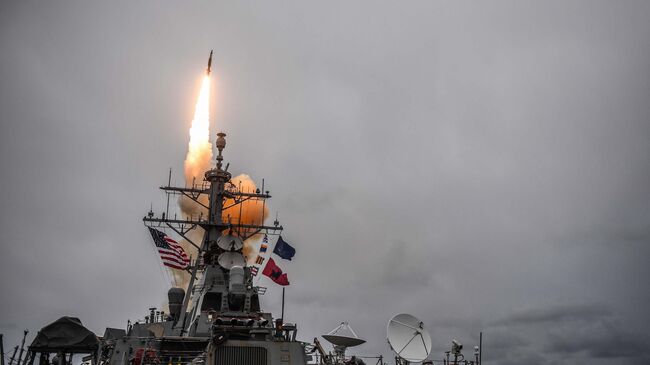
1 1 649 364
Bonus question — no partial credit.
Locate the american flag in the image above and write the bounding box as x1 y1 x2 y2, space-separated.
148 227 190 270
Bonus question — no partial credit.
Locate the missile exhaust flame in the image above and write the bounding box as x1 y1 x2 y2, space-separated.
173 74 213 288
173 64 268 288
184 75 213 184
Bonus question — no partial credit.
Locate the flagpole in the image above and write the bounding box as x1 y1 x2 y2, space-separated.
1 334 5 365
16 330 27 365
479 331 483 365
260 179 266 226
8 346 17 365
281 287 285 322
165 168 172 218
178 256 200 334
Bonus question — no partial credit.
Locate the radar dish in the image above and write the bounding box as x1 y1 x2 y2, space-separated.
322 335 366 348
217 252 246 270
387 313 432 363
217 234 243 251
323 322 365 347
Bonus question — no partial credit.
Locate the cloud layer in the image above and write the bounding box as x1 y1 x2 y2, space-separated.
1 1 649 364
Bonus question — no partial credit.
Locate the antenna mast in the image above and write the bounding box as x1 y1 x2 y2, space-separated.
143 132 284 335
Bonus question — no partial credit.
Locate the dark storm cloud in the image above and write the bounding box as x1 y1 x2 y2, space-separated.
545 327 647 359
1 1 649 365
541 309 646 360
492 303 612 325
487 303 650 363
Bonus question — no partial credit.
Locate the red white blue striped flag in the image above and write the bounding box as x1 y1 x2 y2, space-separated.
148 227 190 270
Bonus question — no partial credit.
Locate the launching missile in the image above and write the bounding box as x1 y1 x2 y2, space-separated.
206 50 213 75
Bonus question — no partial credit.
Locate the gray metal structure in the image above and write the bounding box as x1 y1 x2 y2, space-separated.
129 131 306 365
22 131 313 365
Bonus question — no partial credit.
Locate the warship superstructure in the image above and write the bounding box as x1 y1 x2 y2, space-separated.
13 130 480 365
23 131 316 365
119 130 310 365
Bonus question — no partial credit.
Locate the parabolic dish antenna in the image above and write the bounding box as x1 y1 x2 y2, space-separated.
217 234 243 251
217 252 246 270
322 335 366 348
387 313 432 363
322 322 365 360
322 322 366 347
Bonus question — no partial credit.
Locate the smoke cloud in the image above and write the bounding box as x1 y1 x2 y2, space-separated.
223 173 270 260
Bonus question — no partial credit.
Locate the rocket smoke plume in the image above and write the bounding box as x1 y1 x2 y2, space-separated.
174 74 268 287
223 173 270 259
174 75 213 287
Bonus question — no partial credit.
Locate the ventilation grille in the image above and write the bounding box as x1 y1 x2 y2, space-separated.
213 346 267 365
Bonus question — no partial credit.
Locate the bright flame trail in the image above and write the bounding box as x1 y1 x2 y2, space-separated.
174 75 212 287
184 76 213 185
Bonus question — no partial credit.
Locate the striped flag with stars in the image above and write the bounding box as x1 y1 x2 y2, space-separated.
148 227 189 270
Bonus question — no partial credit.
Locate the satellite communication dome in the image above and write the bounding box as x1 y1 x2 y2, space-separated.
217 251 246 269
217 234 243 251
387 313 432 363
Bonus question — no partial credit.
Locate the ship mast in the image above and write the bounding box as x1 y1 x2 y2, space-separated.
143 131 283 334
144 132 282 250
